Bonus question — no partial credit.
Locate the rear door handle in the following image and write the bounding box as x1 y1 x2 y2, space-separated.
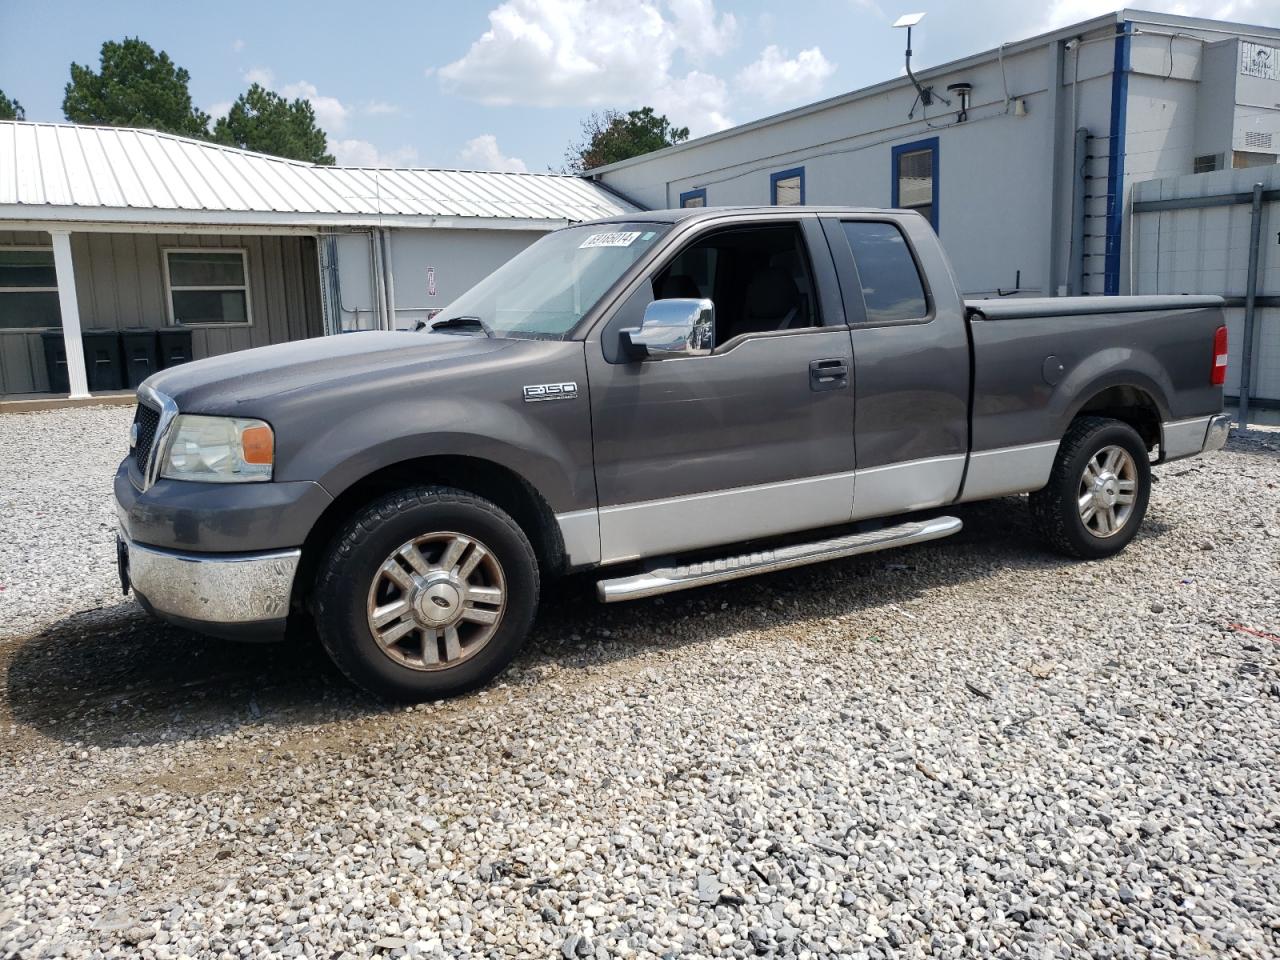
809 358 849 391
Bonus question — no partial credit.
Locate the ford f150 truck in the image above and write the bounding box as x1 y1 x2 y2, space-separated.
115 207 1230 700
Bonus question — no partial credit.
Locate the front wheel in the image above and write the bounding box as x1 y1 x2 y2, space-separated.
314 486 539 701
1029 416 1151 559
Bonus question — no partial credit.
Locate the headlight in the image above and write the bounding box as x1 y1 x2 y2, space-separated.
159 415 274 483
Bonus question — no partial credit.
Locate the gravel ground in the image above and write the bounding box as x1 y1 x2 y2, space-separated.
1 404 1278 960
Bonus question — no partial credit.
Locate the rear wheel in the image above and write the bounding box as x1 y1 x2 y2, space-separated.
314 486 539 701
1029 416 1151 559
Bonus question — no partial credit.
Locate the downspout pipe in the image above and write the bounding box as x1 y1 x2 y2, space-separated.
1238 181 1264 431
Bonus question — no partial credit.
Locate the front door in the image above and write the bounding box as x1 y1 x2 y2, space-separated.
585 218 856 564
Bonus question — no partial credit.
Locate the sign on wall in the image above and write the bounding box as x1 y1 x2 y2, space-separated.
427 266 437 297
1241 42 1279 81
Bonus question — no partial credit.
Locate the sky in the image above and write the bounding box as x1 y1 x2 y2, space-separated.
0 0 1272 172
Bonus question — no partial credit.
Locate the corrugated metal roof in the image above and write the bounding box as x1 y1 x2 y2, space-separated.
0 121 635 228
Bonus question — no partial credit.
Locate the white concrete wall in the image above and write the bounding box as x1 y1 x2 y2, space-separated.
595 16 1280 300
1132 165 1278 403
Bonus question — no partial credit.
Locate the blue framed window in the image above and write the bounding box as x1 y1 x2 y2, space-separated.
891 137 938 232
770 167 805 206
679 187 707 208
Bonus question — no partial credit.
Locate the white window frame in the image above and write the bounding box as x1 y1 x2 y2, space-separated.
163 248 253 328
0 245 61 333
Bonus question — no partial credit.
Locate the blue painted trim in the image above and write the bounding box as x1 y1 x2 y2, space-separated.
770 166 805 205
1104 21 1132 296
679 187 707 208
890 136 939 233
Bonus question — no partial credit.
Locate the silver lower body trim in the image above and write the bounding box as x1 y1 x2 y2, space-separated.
959 440 1060 501
597 515 963 602
1201 413 1231 454
554 508 601 566
1161 415 1213 462
121 532 300 626
850 454 966 520
597 470 856 565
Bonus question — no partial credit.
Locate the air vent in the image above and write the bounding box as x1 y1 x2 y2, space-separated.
1193 153 1222 174
1244 130 1273 149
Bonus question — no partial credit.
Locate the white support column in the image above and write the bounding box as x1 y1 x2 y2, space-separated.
50 229 90 398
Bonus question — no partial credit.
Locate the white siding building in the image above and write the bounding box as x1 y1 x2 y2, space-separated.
0 121 632 397
587 9 1280 302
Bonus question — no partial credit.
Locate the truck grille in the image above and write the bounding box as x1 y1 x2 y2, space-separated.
132 403 160 472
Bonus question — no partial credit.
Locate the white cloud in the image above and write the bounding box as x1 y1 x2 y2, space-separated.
277 80 350 132
457 134 529 172
364 100 400 115
244 66 275 88
208 100 232 121
331 139 420 167
436 0 737 134
232 38 245 53
736 45 836 104
237 69 349 131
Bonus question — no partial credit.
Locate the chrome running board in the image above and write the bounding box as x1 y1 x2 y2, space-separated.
597 515 962 602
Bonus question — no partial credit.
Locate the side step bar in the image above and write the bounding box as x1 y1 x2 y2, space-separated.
597 515 962 603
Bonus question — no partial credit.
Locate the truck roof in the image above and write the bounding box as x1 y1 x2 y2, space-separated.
580 205 916 226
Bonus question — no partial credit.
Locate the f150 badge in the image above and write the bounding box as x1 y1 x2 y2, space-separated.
523 382 578 402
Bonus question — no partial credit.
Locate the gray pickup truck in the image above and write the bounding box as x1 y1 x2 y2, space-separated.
115 207 1230 700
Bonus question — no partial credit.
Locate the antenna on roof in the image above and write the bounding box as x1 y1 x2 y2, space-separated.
893 12 950 119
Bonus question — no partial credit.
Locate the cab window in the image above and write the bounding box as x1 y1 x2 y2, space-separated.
841 220 928 324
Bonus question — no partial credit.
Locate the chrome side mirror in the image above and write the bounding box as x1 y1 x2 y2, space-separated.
620 298 715 360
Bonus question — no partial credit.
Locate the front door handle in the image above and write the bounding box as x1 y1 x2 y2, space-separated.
809 358 849 391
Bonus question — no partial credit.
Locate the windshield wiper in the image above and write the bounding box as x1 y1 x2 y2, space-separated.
427 315 493 338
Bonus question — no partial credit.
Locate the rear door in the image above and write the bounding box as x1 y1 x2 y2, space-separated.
821 214 971 519
584 215 856 564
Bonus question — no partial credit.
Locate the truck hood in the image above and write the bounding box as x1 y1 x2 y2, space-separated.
144 331 521 413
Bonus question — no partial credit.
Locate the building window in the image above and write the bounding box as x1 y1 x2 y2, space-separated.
891 137 939 232
770 167 805 206
0 248 61 330
841 221 928 325
680 188 707 208
165 250 251 325
1193 154 1223 174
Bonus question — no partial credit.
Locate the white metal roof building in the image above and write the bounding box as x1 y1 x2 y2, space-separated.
0 121 631 229
0 121 634 397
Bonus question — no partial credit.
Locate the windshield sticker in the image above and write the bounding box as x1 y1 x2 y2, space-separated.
579 231 642 249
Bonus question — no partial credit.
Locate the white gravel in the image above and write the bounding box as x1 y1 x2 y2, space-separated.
1 405 1278 959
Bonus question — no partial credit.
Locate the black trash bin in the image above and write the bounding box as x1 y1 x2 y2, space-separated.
40 329 70 394
120 328 160 388
156 327 193 368
82 328 125 391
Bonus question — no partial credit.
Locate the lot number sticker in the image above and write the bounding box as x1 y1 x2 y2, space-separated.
579 231 642 249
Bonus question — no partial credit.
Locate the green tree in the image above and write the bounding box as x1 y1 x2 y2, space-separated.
563 106 690 174
212 84 334 165
0 90 24 121
63 37 210 137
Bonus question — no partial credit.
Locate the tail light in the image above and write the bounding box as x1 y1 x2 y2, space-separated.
1211 325 1228 386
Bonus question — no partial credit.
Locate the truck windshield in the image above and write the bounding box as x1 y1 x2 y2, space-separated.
429 222 669 340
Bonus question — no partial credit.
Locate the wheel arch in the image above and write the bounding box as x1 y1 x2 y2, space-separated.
1070 384 1163 451
292 454 568 612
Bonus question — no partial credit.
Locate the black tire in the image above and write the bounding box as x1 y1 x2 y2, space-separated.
314 486 539 701
1029 416 1151 560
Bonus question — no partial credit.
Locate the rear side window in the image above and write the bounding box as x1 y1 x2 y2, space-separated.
841 221 928 324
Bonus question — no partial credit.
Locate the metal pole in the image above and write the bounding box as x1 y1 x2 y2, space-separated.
1238 182 1264 431
1069 127 1088 296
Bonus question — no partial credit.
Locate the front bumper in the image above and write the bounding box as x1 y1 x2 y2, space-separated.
119 531 301 641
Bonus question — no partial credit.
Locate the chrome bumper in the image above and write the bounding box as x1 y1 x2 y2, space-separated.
1202 413 1231 454
119 531 300 634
